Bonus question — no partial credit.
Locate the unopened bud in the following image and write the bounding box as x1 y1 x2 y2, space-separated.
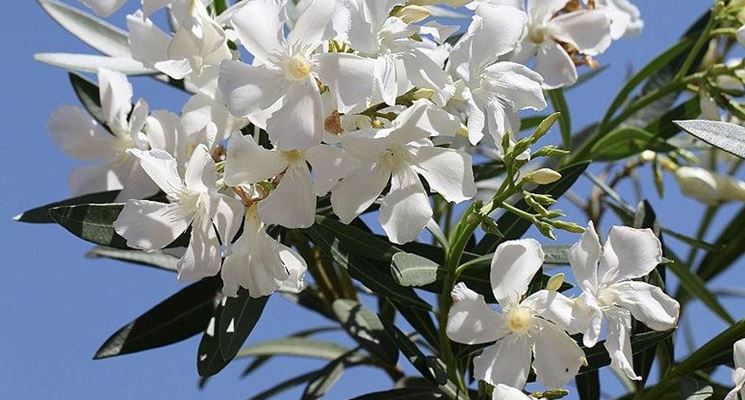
524 168 562 185
456 124 469 139
532 112 561 143
530 193 557 206
481 217 503 237
371 119 385 129
412 87 435 101
533 145 569 158
392 5 431 24
525 195 549 216
675 166 745 204
536 221 556 240
552 220 586 234
546 273 565 292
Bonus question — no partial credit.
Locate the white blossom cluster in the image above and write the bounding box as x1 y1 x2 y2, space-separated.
43 0 681 396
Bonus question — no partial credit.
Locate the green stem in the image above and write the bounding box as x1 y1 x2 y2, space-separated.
673 10 717 82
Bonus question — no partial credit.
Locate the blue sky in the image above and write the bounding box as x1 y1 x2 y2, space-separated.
1 1 743 399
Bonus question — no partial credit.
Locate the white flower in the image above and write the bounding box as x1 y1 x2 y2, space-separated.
221 204 308 298
127 0 232 94
114 145 243 282
48 69 155 199
567 222 679 381
492 384 535 400
331 100 475 244
79 0 127 17
446 239 585 390
223 132 356 228
592 0 643 39
513 0 612 88
674 166 745 205
726 338 745 400
219 0 362 150
446 4 546 146
140 0 211 17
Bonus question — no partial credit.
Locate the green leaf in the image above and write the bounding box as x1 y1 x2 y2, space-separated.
248 369 329 400
644 97 701 140
69 72 105 125
668 260 734 325
695 205 745 283
14 190 119 224
580 330 674 374
520 115 549 132
86 246 179 272
543 245 571 265
548 89 571 149
197 301 226 377
302 350 360 399
333 299 399 366
37 0 130 57
350 388 444 400
601 37 695 125
218 290 269 361
675 120 745 159
590 127 676 161
49 203 129 248
94 277 219 359
236 338 350 361
474 162 589 255
391 251 444 287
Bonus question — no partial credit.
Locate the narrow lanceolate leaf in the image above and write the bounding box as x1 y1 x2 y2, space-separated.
37 0 130 57
590 127 676 161
391 252 444 287
667 260 734 325
474 162 589 255
69 72 105 125
675 120 745 159
49 203 129 248
301 351 357 399
575 369 600 400
695 205 745 283
333 300 399 366
86 246 179 273
236 338 350 361
542 245 571 265
350 388 444 400
14 190 119 224
580 330 674 374
35 53 155 75
218 290 270 361
548 89 571 149
198 298 227 377
94 277 220 359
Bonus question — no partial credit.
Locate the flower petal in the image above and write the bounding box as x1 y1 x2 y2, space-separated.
259 163 316 228
534 42 577 89
604 308 640 380
231 0 286 65
379 166 432 244
224 132 287 186
331 162 391 223
521 290 575 331
80 0 127 17
473 334 531 389
98 68 133 127
532 319 585 388
114 200 191 250
127 12 171 66
177 214 221 282
278 244 308 293
482 62 547 111
316 53 376 114
128 148 185 196
598 226 662 283
184 144 217 193
287 0 335 46
305 144 359 196
736 339 745 369
266 77 325 150
569 221 602 289
606 281 679 331
48 106 117 160
213 195 244 245
490 239 545 305
551 9 612 56
219 61 284 119
447 283 509 345
411 146 476 203
492 384 532 400
69 163 124 195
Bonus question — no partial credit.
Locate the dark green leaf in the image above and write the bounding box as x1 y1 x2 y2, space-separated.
69 72 105 124
94 277 219 359
391 252 444 287
218 290 269 361
575 369 600 400
333 299 399 366
302 350 360 399
675 120 745 160
590 127 676 161
580 330 674 374
236 337 349 360
49 203 129 248
695 205 745 283
548 89 571 149
86 246 179 272
668 260 734 325
14 190 119 224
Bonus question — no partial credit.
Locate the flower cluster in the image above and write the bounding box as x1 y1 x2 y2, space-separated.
447 223 680 397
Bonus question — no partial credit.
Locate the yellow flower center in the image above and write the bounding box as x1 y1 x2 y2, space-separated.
284 55 312 80
506 307 534 334
282 149 305 163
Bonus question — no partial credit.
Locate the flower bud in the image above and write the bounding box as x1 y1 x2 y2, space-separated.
552 220 586 234
546 273 565 292
536 221 556 240
412 88 435 101
675 166 745 204
524 168 562 185
392 5 431 24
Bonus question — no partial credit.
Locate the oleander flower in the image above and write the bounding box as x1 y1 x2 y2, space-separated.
726 338 745 400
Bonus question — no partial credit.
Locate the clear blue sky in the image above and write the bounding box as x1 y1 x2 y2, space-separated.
1 1 743 399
